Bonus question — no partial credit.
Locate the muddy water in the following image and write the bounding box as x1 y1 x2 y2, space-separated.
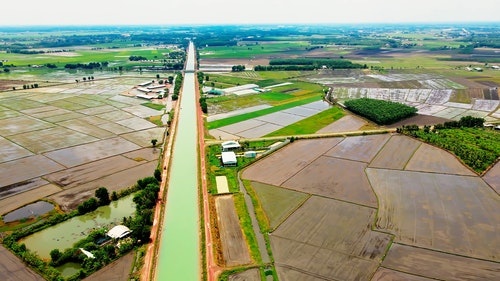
2 201 54 222
19 195 135 259
155 42 200 280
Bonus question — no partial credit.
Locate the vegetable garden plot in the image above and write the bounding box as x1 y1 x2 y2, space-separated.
382 244 500 281
271 196 391 281
367 168 500 261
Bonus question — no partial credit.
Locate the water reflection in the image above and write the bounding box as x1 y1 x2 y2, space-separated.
3 201 54 223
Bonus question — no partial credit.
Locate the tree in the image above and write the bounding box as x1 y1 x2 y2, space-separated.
95 187 110 206
156 74 160 79
154 168 162 181
151 139 158 147
50 249 62 264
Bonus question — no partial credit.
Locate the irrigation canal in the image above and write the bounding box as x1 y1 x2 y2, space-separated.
155 42 201 280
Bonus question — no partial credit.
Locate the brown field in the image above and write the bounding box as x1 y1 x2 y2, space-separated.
382 244 500 281
282 156 377 207
371 268 434 281
242 134 500 280
242 138 343 186
0 245 45 281
215 195 252 267
316 114 367 133
368 168 500 261
228 268 261 281
82 252 134 281
369 135 421 169
271 196 391 281
483 161 500 194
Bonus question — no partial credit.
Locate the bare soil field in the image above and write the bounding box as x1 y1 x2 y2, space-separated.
483 161 500 194
270 196 391 281
215 195 252 267
316 114 367 133
382 243 500 281
0 245 45 281
371 268 434 281
228 268 261 281
82 252 134 281
282 156 377 207
242 138 343 186
242 134 500 280
367 168 500 261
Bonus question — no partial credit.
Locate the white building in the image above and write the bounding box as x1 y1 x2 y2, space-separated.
221 140 241 151
221 151 237 167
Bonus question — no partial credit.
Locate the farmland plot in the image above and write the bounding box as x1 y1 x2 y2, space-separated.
215 195 252 266
282 156 377 207
382 244 500 281
271 196 391 281
483 161 500 194
405 143 476 176
367 168 500 261
242 138 343 186
252 182 309 230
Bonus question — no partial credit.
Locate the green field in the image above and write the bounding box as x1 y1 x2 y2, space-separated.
199 41 311 59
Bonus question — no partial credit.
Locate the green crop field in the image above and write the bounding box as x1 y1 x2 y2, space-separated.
264 107 345 137
199 41 311 59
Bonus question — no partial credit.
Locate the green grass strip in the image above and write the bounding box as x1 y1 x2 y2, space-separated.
141 102 165 111
264 106 345 137
208 95 322 129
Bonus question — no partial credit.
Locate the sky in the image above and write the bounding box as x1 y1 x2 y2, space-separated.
1 0 499 26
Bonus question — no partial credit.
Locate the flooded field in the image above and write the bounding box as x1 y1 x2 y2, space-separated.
2 201 54 223
242 134 500 280
0 75 166 213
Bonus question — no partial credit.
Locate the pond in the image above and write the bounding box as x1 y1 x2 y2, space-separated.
56 262 82 277
2 201 54 223
19 194 135 259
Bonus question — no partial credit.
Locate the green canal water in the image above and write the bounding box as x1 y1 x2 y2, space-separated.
20 194 135 259
155 42 200 280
